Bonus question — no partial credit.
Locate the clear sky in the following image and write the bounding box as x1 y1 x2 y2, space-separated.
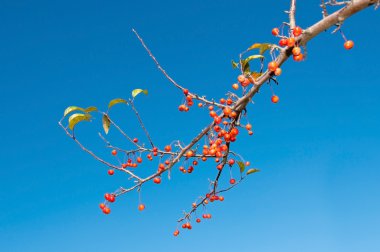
1 1 379 251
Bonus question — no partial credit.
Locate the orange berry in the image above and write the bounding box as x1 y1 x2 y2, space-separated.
287 37 295 47
268 61 278 72
237 75 246 83
241 78 251 87
232 83 239 90
111 149 117 156
344 40 354 50
164 145 172 152
274 68 282 76
271 95 280 103
292 46 301 56
293 53 304 62
186 150 194 158
138 204 145 211
271 28 279 36
293 26 303 37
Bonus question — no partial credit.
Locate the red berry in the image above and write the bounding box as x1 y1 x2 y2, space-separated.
153 177 161 184
271 28 279 36
230 178 236 184
108 194 115 203
164 145 172 152
344 40 354 50
173 230 180 236
228 159 235 165
271 95 280 103
279 38 288 47
111 149 117 156
107 169 114 176
133 138 138 143
104 193 111 201
293 26 303 37
138 204 145 211
196 218 201 223
102 207 111 214
183 89 189 95
99 203 106 209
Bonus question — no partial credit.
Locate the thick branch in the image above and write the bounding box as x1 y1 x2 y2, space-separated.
289 0 297 30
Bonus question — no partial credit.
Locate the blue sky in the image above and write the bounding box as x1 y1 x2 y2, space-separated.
1 0 379 251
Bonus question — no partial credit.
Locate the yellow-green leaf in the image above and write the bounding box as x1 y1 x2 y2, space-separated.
242 55 264 73
68 113 91 130
132 89 148 98
102 114 111 134
246 168 260 175
237 161 245 173
244 55 264 62
108 98 128 109
247 43 273 55
64 106 85 117
231 60 239 69
84 106 98 113
64 106 97 117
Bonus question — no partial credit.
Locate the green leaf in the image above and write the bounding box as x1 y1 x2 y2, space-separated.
246 168 260 175
64 106 98 117
64 106 85 117
231 60 239 69
108 98 128 109
132 89 148 98
68 113 91 130
102 114 111 134
237 161 245 173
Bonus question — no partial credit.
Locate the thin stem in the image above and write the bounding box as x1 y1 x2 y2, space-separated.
129 99 155 148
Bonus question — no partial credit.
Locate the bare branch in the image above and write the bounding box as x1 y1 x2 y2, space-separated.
289 0 297 30
129 99 155 148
